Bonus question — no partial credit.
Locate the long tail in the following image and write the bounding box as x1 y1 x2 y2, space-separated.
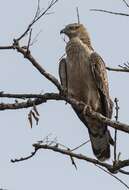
72 105 114 161
88 124 113 161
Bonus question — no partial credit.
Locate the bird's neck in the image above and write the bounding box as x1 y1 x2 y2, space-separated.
68 36 94 51
80 36 94 51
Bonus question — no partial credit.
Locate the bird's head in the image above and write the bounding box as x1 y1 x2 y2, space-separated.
60 23 93 49
60 23 85 39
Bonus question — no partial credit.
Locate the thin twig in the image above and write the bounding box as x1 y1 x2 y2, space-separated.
11 148 38 163
95 165 129 189
16 0 59 41
58 53 66 62
119 169 129 175
90 9 129 16
114 98 119 163
30 30 42 46
71 140 90 151
76 7 80 24
118 62 129 70
67 148 77 170
34 0 41 20
13 41 62 91
26 28 33 54
122 0 129 8
106 66 129 73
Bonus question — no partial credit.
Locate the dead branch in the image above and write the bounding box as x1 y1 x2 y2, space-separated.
0 98 44 110
106 66 129 73
95 165 129 189
123 0 129 8
90 9 129 16
16 0 59 41
0 93 63 110
31 143 129 173
76 7 80 24
11 140 129 188
26 28 33 54
0 1 62 94
12 143 112 171
13 40 62 92
119 169 129 175
0 45 14 50
119 62 129 70
1 44 129 75
71 140 90 151
0 92 129 135
114 98 119 163
11 148 38 163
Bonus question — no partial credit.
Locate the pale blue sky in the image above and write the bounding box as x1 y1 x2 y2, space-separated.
0 0 129 189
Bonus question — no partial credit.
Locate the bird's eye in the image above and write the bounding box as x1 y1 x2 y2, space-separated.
69 25 79 30
69 26 74 30
74 25 80 29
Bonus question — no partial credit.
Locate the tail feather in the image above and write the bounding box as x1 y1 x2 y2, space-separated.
88 125 111 161
72 105 113 161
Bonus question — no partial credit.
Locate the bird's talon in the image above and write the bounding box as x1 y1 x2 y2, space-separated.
83 105 91 115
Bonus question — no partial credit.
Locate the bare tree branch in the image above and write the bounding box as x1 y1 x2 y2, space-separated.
76 7 80 24
114 98 119 163
0 45 14 50
10 130 129 189
10 140 129 188
28 143 129 174
119 169 129 175
90 9 129 16
1 43 129 75
122 0 129 8
12 143 112 170
0 92 129 135
11 148 38 163
106 66 129 73
71 140 90 151
119 62 129 70
95 165 129 189
16 0 59 41
26 28 33 54
13 40 62 92
0 93 63 110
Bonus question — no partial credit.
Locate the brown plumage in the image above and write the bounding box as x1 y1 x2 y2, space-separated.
59 23 114 161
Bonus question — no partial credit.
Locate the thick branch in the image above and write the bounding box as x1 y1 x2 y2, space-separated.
0 98 44 110
83 106 129 134
13 41 62 91
0 93 63 110
1 92 129 135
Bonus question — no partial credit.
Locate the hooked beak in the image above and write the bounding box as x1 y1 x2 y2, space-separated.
60 28 66 34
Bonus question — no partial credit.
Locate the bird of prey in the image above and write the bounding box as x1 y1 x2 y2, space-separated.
59 23 114 161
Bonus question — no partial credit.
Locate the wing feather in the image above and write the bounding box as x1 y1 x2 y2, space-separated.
89 52 113 118
58 58 68 89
